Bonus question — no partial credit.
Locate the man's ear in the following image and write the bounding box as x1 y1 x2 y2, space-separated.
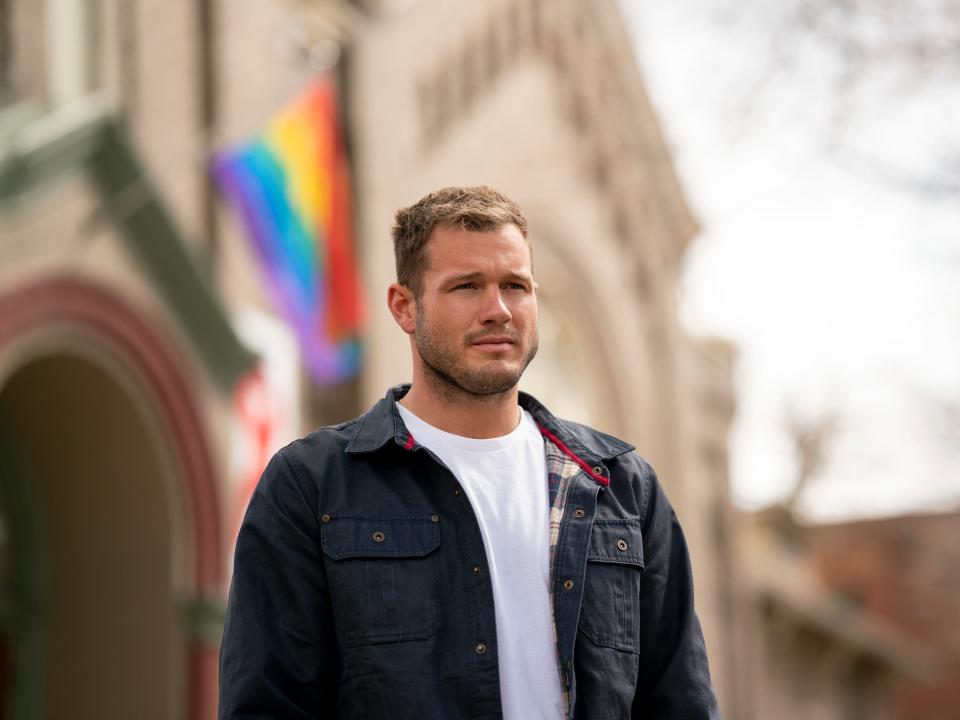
387 283 417 335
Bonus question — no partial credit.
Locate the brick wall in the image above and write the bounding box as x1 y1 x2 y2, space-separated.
808 512 960 720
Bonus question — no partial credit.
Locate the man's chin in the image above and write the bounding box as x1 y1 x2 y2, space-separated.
417 342 531 398
453 367 523 397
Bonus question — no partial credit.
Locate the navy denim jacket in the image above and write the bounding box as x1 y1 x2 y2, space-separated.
219 386 720 719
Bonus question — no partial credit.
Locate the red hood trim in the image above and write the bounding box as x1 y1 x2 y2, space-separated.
536 422 609 487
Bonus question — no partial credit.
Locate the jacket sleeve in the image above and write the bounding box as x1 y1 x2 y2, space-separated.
631 458 722 719
219 449 340 719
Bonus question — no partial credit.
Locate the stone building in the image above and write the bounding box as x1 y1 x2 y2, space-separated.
0 0 738 717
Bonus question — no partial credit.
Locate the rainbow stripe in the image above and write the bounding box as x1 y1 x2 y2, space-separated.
213 77 364 384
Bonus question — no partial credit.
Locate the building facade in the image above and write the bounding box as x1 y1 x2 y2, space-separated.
0 0 739 717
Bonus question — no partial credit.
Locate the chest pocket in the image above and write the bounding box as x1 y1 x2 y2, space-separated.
321 517 441 647
577 520 645 654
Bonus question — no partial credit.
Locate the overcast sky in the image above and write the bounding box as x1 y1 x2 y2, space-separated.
619 1 960 521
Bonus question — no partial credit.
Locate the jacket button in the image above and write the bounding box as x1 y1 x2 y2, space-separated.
562 579 574 590
372 531 386 543
431 514 439 523
453 488 461 497
475 643 487 654
321 514 331 523
473 565 481 576
592 465 603 475
617 539 628 551
573 508 585 518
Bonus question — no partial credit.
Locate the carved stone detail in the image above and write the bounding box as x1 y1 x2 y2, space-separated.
414 0 696 281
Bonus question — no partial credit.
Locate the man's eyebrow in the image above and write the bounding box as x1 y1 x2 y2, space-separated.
444 272 484 284
504 271 534 284
442 271 534 285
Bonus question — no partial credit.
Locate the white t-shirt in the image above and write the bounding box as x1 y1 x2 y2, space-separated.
396 403 565 720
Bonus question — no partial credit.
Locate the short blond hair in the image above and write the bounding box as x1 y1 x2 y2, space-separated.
392 185 529 296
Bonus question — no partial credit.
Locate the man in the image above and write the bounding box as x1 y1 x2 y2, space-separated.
219 186 720 719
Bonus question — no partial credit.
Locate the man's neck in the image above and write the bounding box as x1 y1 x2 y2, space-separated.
399 382 521 439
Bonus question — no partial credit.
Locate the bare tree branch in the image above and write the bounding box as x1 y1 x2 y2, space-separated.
782 403 841 510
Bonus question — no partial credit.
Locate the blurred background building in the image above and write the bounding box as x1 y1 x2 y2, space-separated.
808 511 960 720
0 0 954 719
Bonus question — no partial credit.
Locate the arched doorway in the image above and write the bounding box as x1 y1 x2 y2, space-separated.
0 278 223 720
0 354 183 719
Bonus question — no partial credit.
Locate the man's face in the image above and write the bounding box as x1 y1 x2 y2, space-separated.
412 223 539 397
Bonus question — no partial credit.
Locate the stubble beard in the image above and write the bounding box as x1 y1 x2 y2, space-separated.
414 304 539 404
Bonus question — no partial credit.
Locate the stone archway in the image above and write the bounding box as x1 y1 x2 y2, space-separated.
0 277 222 720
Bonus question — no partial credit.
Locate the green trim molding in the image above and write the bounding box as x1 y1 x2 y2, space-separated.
0 95 257 392
184 596 227 647
0 426 47 720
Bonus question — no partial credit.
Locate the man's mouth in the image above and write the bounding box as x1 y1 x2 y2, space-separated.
470 336 516 352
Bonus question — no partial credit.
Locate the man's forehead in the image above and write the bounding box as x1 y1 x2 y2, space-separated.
428 252 533 281
424 225 532 275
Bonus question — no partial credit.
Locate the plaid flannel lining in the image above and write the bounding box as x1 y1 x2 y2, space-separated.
545 436 585 717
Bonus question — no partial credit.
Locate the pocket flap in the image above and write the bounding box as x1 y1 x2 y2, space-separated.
321 517 440 560
586 521 644 568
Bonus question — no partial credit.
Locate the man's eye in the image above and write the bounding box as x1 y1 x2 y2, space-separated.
503 283 527 291
454 282 478 290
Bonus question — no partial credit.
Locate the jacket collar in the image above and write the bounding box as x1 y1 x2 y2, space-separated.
345 385 634 481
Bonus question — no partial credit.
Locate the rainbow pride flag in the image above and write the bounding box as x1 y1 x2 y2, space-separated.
213 77 364 384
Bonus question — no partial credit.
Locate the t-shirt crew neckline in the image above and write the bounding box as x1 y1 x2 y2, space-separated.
395 402 529 453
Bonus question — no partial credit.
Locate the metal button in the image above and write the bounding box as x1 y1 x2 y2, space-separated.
431 514 440 523
372 531 386 543
562 579 574 590
617 539 628 551
475 642 487 654
473 565 481 576
592 466 603 475
320 514 331 523
453 488 461 497
573 508 585 518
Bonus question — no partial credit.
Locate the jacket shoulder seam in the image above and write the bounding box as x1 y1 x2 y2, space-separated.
276 449 320 530
614 451 655 523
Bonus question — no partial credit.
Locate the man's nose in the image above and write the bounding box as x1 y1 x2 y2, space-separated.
479 287 512 324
